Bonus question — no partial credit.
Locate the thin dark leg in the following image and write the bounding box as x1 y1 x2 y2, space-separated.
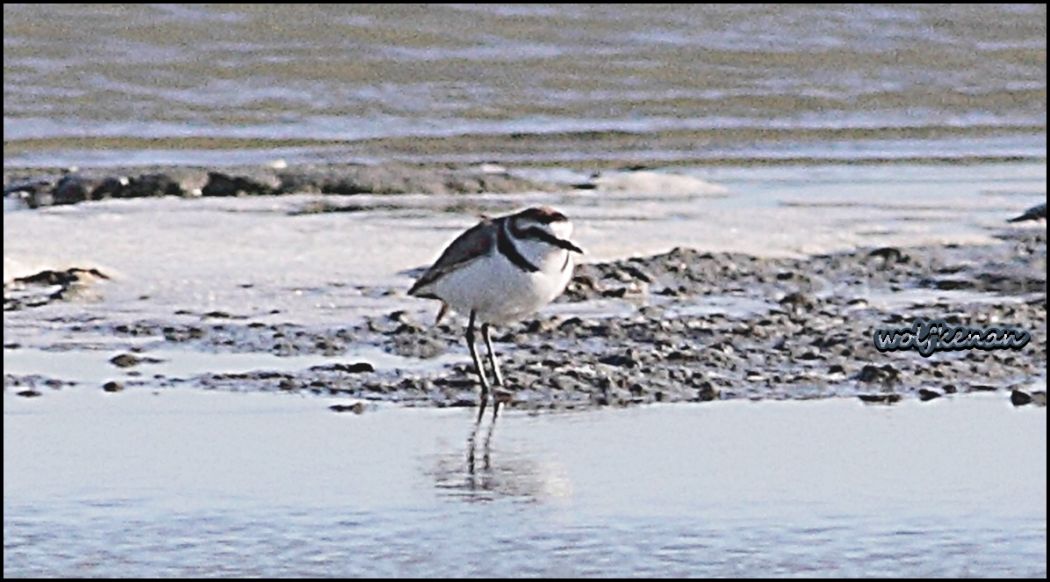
481 323 505 420
466 310 490 423
481 324 504 387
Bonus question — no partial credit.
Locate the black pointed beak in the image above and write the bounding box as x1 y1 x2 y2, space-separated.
529 227 585 254
555 237 584 254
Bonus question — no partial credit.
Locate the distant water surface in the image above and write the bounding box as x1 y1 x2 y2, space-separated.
3 4 1045 166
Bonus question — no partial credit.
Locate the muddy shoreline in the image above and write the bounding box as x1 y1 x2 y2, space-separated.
5 224 1045 409
3 163 569 209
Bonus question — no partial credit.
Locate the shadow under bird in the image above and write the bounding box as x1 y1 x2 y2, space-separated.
408 207 584 422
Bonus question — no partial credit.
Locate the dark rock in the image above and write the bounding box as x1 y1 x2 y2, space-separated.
123 173 184 198
329 402 366 414
311 362 375 374
620 265 653 283
856 364 900 385
598 353 638 368
744 370 765 382
918 388 942 401
557 317 584 331
53 175 91 205
102 380 124 393
868 247 908 266
110 353 142 368
858 393 901 404
16 389 42 398
14 267 107 286
202 172 279 197
933 279 971 291
779 291 816 312
1010 389 1033 406
5 267 110 310
697 382 719 401
91 176 129 199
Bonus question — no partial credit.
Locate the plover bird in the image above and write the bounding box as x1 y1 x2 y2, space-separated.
1008 202 1047 224
409 207 584 421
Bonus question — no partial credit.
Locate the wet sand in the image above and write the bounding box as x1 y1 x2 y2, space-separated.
4 162 1046 408
10 227 1043 407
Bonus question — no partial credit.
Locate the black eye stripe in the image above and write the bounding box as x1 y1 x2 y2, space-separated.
519 227 572 250
508 222 552 240
521 226 554 240
508 221 582 254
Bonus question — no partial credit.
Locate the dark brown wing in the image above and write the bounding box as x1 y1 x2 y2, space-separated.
408 218 496 298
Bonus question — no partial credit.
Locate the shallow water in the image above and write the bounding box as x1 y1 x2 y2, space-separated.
3 390 1045 577
2 346 461 386
3 4 1045 167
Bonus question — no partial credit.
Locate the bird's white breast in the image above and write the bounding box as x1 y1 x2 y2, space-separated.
432 237 574 325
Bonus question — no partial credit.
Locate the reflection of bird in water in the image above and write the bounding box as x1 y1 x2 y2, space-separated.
1007 202 1046 224
466 421 495 477
428 422 572 503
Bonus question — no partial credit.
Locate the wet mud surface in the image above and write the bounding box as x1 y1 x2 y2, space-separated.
6 228 1044 409
3 268 110 311
3 163 562 210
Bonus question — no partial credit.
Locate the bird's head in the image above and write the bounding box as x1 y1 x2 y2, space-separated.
510 206 584 254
